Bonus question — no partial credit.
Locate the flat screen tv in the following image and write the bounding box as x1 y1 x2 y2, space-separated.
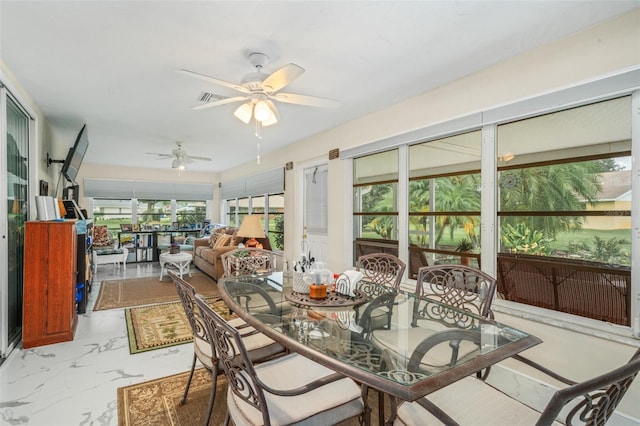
61 124 89 183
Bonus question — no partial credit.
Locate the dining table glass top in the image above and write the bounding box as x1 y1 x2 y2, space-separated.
218 271 541 401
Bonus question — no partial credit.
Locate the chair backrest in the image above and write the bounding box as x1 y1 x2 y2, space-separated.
537 347 640 426
221 248 277 277
170 271 209 344
194 294 271 425
356 253 406 290
414 265 497 322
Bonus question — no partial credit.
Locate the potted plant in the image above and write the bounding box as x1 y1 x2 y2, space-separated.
456 237 474 266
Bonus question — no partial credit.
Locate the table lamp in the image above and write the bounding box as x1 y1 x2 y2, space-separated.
237 215 265 248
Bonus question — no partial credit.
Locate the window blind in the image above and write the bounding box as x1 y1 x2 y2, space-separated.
83 178 213 200
220 168 284 199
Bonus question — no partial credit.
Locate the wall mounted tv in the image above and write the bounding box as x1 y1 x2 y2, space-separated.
61 124 89 184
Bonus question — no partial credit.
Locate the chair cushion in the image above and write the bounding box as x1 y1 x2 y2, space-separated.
395 376 562 425
95 248 124 256
193 318 283 371
227 353 363 425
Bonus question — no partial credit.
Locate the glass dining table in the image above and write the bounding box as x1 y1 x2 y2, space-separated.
217 271 542 424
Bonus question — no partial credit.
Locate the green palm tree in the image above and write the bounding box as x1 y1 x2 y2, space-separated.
500 161 602 238
433 174 481 245
409 180 431 245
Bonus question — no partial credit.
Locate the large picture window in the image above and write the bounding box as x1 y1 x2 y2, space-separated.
349 93 635 327
496 97 632 325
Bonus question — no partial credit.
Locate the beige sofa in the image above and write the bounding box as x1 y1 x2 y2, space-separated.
192 228 240 281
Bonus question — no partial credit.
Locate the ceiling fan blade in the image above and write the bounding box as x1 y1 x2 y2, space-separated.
262 63 305 93
273 92 341 108
187 155 213 162
177 69 250 94
146 152 173 158
191 96 248 111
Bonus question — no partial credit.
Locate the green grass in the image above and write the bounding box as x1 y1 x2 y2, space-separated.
551 229 630 249
364 227 630 258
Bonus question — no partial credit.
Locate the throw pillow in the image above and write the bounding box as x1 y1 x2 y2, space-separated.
213 234 231 248
93 226 109 245
208 232 219 248
230 230 243 246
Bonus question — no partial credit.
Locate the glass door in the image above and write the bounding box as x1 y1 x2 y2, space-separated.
2 94 29 361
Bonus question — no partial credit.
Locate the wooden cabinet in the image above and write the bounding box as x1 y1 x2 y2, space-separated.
23 221 78 348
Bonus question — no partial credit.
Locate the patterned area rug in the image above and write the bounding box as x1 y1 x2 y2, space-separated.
93 273 219 311
125 298 236 354
118 369 220 426
117 369 379 425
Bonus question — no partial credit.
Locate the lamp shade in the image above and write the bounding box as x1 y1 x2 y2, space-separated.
253 100 272 122
234 102 254 124
237 215 266 238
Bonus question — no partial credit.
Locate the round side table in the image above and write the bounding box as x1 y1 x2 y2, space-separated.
159 252 193 280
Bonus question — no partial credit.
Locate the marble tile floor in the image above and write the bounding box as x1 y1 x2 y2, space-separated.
0 262 197 426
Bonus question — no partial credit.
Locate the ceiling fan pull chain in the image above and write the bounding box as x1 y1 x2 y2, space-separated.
254 120 263 139
256 141 261 165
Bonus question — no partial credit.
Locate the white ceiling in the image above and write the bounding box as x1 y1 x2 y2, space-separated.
1 1 638 173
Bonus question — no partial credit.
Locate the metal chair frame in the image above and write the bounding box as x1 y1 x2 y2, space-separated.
221 248 276 277
169 271 284 426
194 293 365 426
414 264 498 322
397 330 640 426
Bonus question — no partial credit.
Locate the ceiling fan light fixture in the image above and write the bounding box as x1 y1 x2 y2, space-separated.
253 100 273 122
234 102 254 124
172 158 187 170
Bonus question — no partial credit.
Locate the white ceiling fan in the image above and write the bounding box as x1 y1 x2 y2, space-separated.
146 141 212 170
178 52 340 129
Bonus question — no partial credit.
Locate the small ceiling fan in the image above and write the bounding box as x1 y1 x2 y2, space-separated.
146 141 212 170
178 52 340 129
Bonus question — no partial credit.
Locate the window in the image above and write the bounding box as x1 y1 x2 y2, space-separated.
176 200 206 226
269 194 285 250
353 150 399 240
409 131 482 276
224 194 285 249
92 198 133 232
220 168 286 250
348 89 635 328
136 199 171 226
496 97 632 325
497 97 631 263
